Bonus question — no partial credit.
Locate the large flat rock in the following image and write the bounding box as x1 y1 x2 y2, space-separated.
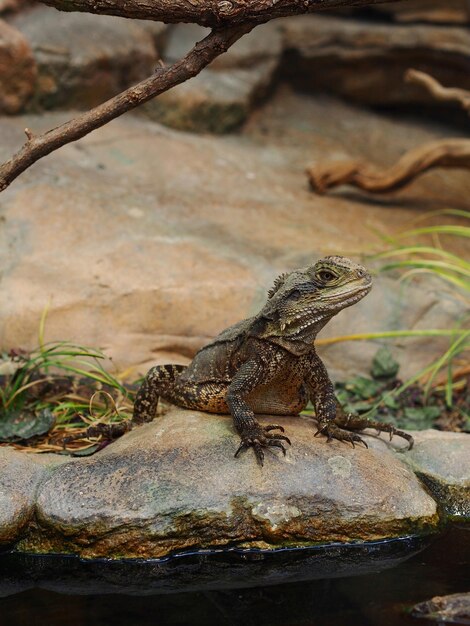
0 90 468 381
18 409 438 559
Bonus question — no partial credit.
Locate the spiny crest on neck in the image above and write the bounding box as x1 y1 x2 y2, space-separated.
267 272 290 298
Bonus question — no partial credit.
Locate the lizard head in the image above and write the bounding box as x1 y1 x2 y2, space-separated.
261 256 372 341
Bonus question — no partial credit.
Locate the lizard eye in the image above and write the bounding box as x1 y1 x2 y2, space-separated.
317 270 336 282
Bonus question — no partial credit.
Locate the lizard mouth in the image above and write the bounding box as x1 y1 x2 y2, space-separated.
320 277 372 304
278 278 372 333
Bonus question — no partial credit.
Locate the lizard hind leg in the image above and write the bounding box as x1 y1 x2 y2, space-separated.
334 408 414 449
63 364 187 446
133 364 187 424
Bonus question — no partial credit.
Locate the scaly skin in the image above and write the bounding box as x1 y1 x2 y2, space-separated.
67 256 413 464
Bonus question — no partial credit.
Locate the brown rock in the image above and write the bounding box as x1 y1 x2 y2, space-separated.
143 62 278 133
142 22 282 133
280 15 470 108
0 19 35 113
0 0 33 16
402 430 470 518
18 410 438 559
412 592 470 623
369 1 470 25
163 22 282 70
11 6 158 109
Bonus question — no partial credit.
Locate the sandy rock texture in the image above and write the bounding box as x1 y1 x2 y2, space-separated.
366 0 470 24
0 90 468 380
0 447 69 545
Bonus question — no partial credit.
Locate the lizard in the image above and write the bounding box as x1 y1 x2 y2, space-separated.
67 256 413 464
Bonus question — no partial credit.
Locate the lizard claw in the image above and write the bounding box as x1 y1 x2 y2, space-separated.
372 423 414 449
315 423 368 449
264 424 285 433
235 423 291 466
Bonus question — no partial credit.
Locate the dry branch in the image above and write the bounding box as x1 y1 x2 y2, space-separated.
307 70 470 195
39 0 396 28
307 139 470 194
0 24 252 192
406 69 470 114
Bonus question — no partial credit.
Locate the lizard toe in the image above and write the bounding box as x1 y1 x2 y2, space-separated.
266 432 291 446
267 439 287 455
264 424 285 433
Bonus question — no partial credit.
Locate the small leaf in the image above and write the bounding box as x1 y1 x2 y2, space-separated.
401 406 441 430
0 408 55 442
345 376 382 399
345 401 375 414
383 395 399 409
371 347 400 380
335 388 351 405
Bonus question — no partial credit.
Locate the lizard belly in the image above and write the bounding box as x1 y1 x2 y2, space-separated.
246 376 307 415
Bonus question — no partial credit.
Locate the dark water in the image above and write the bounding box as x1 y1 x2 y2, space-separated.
0 524 468 626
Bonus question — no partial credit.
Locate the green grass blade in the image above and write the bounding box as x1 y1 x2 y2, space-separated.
397 268 470 292
380 259 470 279
423 331 470 398
397 225 470 239
317 329 469 346
374 247 470 271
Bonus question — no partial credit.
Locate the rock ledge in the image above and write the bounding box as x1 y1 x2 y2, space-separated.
15 409 439 559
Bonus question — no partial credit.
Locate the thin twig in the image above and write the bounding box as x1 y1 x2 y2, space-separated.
406 69 470 114
307 139 470 194
0 23 252 193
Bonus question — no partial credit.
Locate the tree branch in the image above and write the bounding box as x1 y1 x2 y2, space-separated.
39 0 399 28
306 139 470 194
0 23 252 192
406 69 470 114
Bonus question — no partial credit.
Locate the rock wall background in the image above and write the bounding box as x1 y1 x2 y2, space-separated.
0 1 469 382
1 2 470 129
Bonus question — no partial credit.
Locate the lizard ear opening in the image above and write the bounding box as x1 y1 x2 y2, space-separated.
268 272 289 298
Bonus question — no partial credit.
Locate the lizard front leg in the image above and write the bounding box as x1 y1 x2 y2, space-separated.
227 357 291 466
306 352 368 448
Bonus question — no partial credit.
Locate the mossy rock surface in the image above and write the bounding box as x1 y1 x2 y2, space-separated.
14 409 440 559
403 430 470 519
